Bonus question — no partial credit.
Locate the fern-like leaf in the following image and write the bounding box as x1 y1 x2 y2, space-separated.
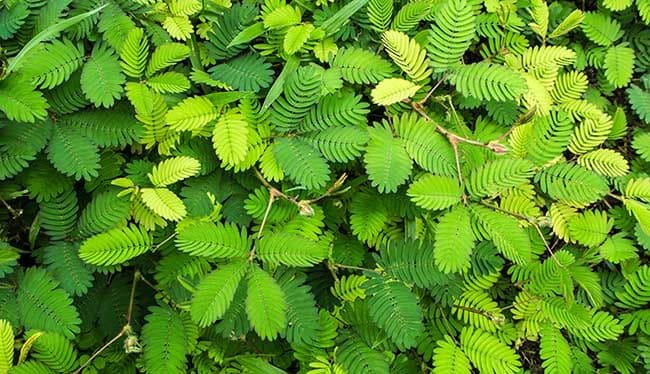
331 47 395 84
568 210 613 248
245 265 287 340
22 39 84 89
337 334 390 373
142 305 189 373
470 205 532 265
615 265 650 309
539 324 572 374
148 156 201 187
526 110 573 165
0 319 13 373
147 72 190 94
350 191 389 243
166 96 218 132
435 206 475 274
191 259 249 327
598 233 637 264
46 126 100 181
140 187 188 221
551 71 588 103
427 0 475 70
368 0 393 32
569 311 623 342
467 158 534 197
301 92 369 131
271 65 324 132
364 125 413 193
43 243 94 297
212 110 250 167
449 63 527 102
146 43 191 77
120 27 149 78
78 189 130 237
125 82 169 146
163 15 193 40
275 269 320 345
576 148 629 177
209 53 273 93
382 30 431 82
604 44 635 88
308 126 369 163
176 220 250 259
0 2 29 40
364 273 424 348
17 268 80 339
39 188 78 240
433 336 471 374
627 85 650 124
0 76 49 123
273 138 330 190
581 12 622 46
392 0 432 32
519 46 576 68
375 240 439 288
371 78 421 105
31 331 78 372
534 163 609 207
81 45 125 108
460 327 521 374
394 113 457 177
283 23 314 55
79 225 152 266
257 232 328 267
408 174 461 210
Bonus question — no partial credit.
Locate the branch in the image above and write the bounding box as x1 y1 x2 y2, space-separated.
73 270 141 374
252 168 348 216
492 107 537 144
73 327 127 374
0 198 21 219
410 102 509 154
331 263 381 274
417 71 449 105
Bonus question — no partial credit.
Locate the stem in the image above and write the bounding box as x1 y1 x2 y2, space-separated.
73 270 141 374
222 353 277 363
452 304 494 319
418 71 448 105
138 273 157 291
449 137 467 204
304 173 348 204
0 198 21 218
332 263 380 273
249 190 276 262
493 107 537 144
325 261 340 282
126 271 140 325
73 328 127 374
257 191 276 241
608 192 624 201
152 233 176 252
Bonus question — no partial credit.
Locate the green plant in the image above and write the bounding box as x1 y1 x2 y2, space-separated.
0 0 649 373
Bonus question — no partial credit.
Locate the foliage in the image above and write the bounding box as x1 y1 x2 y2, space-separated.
0 0 649 373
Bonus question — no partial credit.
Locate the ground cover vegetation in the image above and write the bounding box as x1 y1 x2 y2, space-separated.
0 0 650 372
